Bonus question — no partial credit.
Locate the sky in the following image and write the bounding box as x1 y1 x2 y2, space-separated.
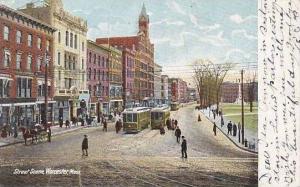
1 0 257 83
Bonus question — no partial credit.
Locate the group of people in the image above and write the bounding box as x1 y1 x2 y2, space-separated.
212 109 222 120
166 118 178 130
227 121 239 136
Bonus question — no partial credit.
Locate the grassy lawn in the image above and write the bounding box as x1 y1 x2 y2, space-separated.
221 103 258 133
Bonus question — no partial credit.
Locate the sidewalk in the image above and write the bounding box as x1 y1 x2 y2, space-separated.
0 123 96 148
198 108 258 153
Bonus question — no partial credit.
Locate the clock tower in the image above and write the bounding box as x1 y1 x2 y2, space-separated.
138 3 149 38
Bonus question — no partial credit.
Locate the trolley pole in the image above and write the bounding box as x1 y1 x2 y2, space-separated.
241 69 245 144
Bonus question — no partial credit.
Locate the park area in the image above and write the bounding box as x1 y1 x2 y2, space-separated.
220 103 258 133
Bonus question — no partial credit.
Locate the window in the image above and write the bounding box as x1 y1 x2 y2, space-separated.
16 53 21 69
58 31 61 43
82 42 84 51
65 31 69 46
88 68 91 80
98 56 101 66
94 54 96 64
36 57 41 71
3 26 9 40
70 33 73 47
58 71 61 80
74 34 77 49
98 70 101 80
17 78 32 98
57 52 61 65
72 57 76 70
89 52 92 63
46 40 50 51
16 30 22 44
94 69 96 80
0 79 10 98
27 55 32 70
37 37 42 49
81 59 84 69
3 50 10 67
27 34 32 47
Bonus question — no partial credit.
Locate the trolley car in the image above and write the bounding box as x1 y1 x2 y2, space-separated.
170 102 180 111
150 105 170 129
122 107 151 133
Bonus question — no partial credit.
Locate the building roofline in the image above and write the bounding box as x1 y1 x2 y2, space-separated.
0 4 56 32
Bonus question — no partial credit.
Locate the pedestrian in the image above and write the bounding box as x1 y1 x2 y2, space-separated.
233 123 237 136
181 136 187 158
166 118 171 130
82 135 88 156
213 111 216 119
160 124 165 135
59 116 63 128
227 121 232 135
65 120 70 128
213 122 217 136
47 127 51 142
175 126 181 143
221 116 224 127
175 120 178 127
198 114 201 122
103 119 107 132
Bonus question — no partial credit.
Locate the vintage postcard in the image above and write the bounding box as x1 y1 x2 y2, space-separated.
0 0 298 187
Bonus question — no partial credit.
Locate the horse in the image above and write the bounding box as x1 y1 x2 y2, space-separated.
20 127 38 145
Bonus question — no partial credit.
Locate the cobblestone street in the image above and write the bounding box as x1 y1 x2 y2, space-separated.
0 105 257 186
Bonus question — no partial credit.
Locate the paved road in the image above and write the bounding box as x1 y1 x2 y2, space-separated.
0 105 257 187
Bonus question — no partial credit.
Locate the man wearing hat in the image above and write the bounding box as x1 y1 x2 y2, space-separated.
181 136 187 158
82 135 88 156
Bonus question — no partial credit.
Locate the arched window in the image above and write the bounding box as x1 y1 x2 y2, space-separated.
65 31 69 46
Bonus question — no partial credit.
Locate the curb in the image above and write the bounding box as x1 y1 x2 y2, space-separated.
200 111 258 155
0 126 86 148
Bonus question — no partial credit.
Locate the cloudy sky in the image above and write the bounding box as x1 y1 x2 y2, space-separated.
1 0 257 82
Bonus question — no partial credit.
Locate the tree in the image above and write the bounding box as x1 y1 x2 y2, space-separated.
246 72 257 112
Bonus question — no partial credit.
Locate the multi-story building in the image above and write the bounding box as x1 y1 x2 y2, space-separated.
96 4 154 106
0 5 56 128
20 0 88 122
169 78 188 103
122 48 135 108
87 40 109 118
154 63 162 104
161 75 169 104
187 87 197 102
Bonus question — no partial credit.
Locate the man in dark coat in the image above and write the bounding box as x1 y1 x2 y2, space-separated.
227 121 232 135
213 122 217 136
181 136 187 158
233 123 237 136
82 135 88 156
166 118 171 130
175 126 181 143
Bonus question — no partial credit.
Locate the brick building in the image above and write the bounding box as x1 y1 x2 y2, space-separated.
154 63 162 104
168 78 188 103
221 81 258 103
161 75 169 104
0 5 55 128
96 4 154 106
122 48 135 108
87 40 109 117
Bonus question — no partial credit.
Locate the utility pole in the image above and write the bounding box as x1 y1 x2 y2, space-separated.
241 69 245 144
44 52 48 127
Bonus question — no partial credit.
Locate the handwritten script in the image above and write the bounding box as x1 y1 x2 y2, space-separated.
258 0 300 186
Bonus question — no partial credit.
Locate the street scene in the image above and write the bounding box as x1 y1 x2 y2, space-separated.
0 105 257 186
0 0 258 186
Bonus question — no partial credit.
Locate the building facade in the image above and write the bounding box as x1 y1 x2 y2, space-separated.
154 63 162 104
87 40 109 118
169 78 188 103
122 48 135 108
20 0 88 122
221 81 258 103
161 75 169 104
0 5 55 128
96 4 154 107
